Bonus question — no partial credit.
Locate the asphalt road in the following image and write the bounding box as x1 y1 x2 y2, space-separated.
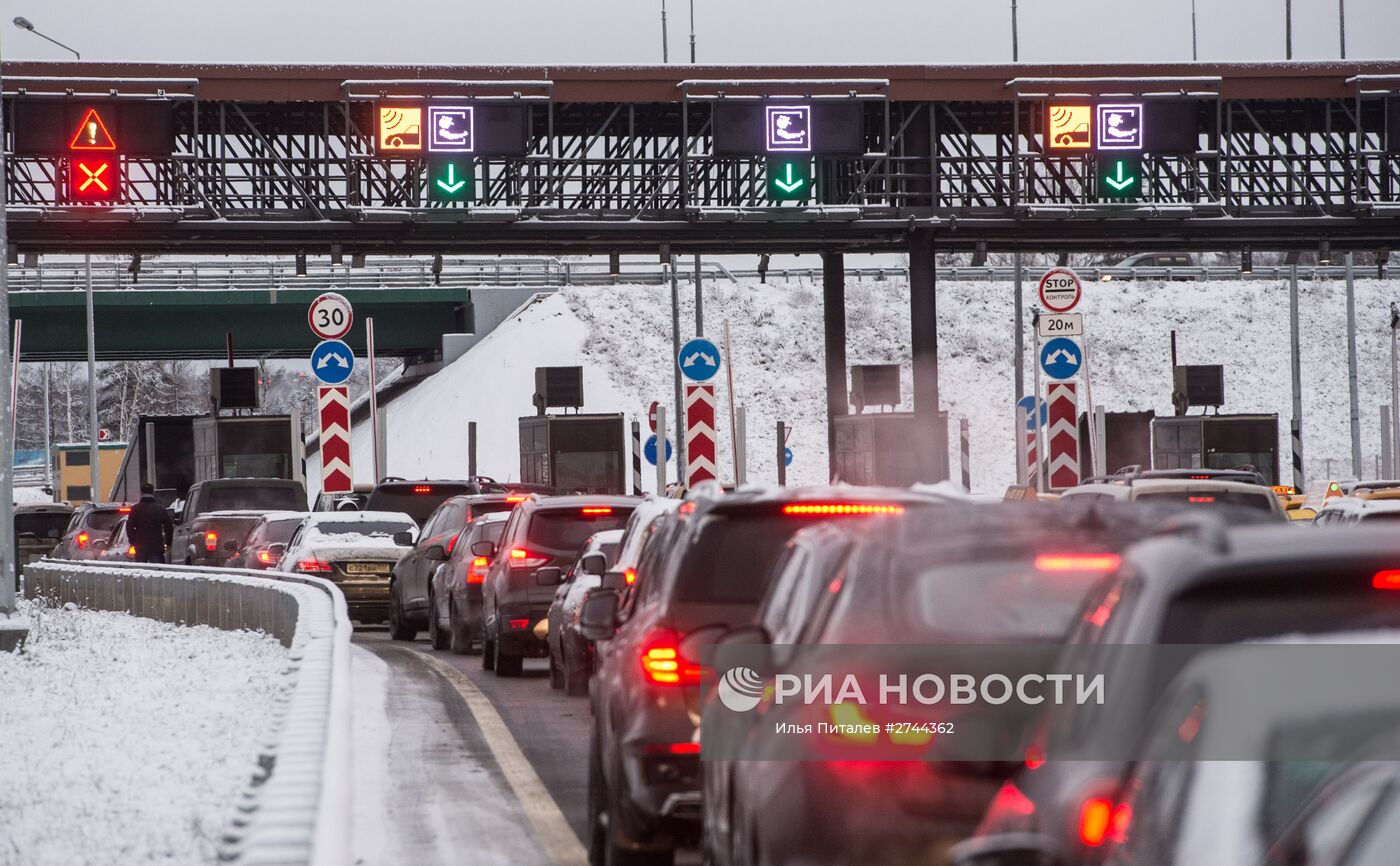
350 629 594 866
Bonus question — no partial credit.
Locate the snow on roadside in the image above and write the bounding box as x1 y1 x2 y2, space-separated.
315 275 1400 495
0 600 290 866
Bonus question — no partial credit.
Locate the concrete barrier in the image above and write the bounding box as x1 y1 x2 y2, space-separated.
23 559 352 866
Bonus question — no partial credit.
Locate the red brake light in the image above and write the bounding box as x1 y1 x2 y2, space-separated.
990 781 1037 818
640 742 701 755
205 531 219 553
467 556 489 583
1079 798 1131 847
126 545 135 557
118 506 132 514
508 618 531 630
1024 744 1046 770
783 503 906 516
257 550 273 564
1373 570 1400 590
624 567 637 586
1189 474 1211 479
1035 553 1122 573
640 629 705 686
298 559 332 573
413 485 432 494
1187 495 1216 503
506 495 527 503
76 532 90 549
581 507 613 515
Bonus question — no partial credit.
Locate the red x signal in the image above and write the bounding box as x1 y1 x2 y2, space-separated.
68 156 122 202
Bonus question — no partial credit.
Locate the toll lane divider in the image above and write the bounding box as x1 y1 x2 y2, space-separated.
23 559 353 866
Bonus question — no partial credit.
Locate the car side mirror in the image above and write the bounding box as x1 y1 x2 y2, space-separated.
393 530 415 546
424 544 448 561
946 833 1070 866
268 543 286 556
91 538 109 551
601 569 628 591
536 566 564 586
578 589 621 642
471 540 496 558
223 539 239 553
579 552 607 576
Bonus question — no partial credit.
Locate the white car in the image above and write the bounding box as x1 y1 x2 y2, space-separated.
1060 477 1285 519
1314 496 1400 526
279 510 418 624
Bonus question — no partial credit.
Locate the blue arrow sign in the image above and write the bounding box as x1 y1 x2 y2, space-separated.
311 339 355 385
678 337 721 382
1039 337 1083 381
1016 395 1049 430
643 434 673 466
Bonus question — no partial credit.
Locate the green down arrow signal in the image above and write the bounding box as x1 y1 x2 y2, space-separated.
436 164 467 194
774 163 805 194
1105 160 1137 192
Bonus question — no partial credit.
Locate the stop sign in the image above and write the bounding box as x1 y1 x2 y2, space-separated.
1037 267 1083 313
648 401 659 432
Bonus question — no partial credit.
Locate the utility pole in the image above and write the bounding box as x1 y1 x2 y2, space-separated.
1290 265 1305 488
1191 0 1199 61
1338 0 1346 58
660 0 669 63
0 22 17 627
1390 303 1399 478
1346 253 1362 478
688 0 696 63
1285 0 1293 60
1011 0 1019 62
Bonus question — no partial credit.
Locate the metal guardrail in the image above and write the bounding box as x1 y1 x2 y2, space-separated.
23 559 352 866
7 258 1392 293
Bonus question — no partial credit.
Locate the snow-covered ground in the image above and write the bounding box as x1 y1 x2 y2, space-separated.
310 276 1400 495
0 600 289 866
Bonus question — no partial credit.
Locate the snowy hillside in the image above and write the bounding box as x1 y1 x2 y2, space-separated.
307 275 1400 496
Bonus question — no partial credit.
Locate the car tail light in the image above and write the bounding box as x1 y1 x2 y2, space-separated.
413 485 433 494
509 548 547 568
1035 553 1122 573
1079 798 1131 847
467 556 489 584
76 532 90 549
782 502 906 516
639 742 701 755
506 495 527 503
508 618 531 630
1189 474 1212 480
205 531 219 553
126 545 136 557
990 781 1037 818
257 549 274 565
118 506 132 514
1187 495 1216 504
1374 570 1400 590
581 507 613 515
640 629 704 686
624 567 637 586
1024 744 1046 770
298 559 332 573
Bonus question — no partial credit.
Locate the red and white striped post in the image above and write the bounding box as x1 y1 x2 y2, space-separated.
685 383 718 487
1047 382 1081 490
318 385 354 494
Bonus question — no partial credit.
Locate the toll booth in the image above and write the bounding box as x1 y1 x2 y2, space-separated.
519 414 627 495
54 442 127 504
1151 414 1280 485
831 411 949 486
1079 411 1156 478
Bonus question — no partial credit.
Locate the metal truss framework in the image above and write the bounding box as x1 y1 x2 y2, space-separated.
4 69 1400 254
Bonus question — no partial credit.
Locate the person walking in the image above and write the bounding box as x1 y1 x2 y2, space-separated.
126 482 173 564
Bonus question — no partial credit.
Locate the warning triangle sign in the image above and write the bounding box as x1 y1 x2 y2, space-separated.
69 108 116 151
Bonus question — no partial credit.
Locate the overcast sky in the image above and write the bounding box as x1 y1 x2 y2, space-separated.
0 0 1395 65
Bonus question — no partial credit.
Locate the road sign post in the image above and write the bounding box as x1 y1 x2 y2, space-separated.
655 406 667 494
318 385 354 494
631 419 643 496
1047 382 1081 490
686 384 718 487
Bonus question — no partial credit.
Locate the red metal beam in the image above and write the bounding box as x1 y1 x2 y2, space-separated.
4 60 1398 102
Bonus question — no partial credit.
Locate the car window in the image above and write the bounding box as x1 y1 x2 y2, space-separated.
670 513 808 605
207 486 302 512
1159 577 1400 644
758 545 806 636
627 519 678 612
1134 489 1275 511
84 509 124 532
313 520 412 537
526 508 632 554
1103 691 1204 866
366 484 476 525
17 512 73 539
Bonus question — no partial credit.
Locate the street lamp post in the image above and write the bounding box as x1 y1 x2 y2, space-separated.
0 24 15 628
12 19 95 501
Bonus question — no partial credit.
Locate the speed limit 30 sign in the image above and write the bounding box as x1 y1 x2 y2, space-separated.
1037 267 1083 313
308 292 354 340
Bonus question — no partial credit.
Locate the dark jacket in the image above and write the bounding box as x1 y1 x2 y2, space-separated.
126 494 173 556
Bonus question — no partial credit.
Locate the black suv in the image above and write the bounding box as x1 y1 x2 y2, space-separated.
480 494 637 676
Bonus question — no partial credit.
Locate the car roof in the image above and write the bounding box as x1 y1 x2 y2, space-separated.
197 510 271 518
1126 524 1400 597
525 494 640 509
582 529 626 552
1128 478 1275 495
15 503 74 513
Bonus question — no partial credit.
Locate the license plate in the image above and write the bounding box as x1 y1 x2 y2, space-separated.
343 562 390 575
